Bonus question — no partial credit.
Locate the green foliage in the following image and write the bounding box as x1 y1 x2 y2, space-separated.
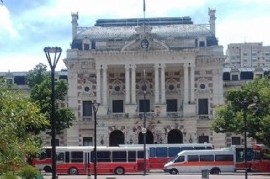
19 165 39 179
27 63 75 134
0 82 48 173
1 171 18 179
212 77 270 146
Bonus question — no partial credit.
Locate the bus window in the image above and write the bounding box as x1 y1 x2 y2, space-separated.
156 147 167 157
187 155 199 162
65 151 70 163
194 147 206 150
137 151 144 159
112 151 127 162
95 151 110 162
149 147 156 157
57 152 65 162
71 151 83 163
175 156 185 163
128 151 136 162
168 147 180 157
215 154 233 161
200 155 214 161
181 147 193 152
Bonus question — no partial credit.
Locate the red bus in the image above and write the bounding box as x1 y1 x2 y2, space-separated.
32 146 149 175
251 144 270 172
234 145 254 171
120 143 214 170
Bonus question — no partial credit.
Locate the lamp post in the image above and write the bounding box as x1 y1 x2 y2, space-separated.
44 47 62 179
243 109 248 179
142 69 147 175
92 102 100 179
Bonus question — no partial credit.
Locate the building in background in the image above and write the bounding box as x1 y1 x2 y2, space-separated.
63 9 227 148
225 42 270 68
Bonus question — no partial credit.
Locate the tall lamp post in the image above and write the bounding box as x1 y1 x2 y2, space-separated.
44 47 62 179
92 102 100 179
142 70 147 175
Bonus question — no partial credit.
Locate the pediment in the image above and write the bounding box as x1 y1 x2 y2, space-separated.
121 38 169 51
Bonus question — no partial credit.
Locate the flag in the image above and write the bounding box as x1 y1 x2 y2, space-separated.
143 0 145 12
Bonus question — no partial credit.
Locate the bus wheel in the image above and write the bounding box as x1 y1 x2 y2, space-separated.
169 168 179 175
210 167 220 175
114 167 125 175
68 167 78 175
44 166 52 172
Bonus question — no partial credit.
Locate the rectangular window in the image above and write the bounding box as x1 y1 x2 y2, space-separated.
137 151 144 159
71 151 83 163
139 99 150 112
83 101 92 116
149 147 156 157
83 137 93 146
168 147 180 157
84 43 89 50
198 99 208 115
232 74 239 81
112 151 127 162
198 136 209 143
167 99 177 112
215 154 234 161
156 147 167 157
92 151 111 162
188 155 199 162
14 76 26 85
112 100 124 113
65 151 70 163
128 151 136 162
232 137 241 145
199 41 205 47
200 155 214 161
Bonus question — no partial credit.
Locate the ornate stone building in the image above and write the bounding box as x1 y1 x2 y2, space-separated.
63 9 226 147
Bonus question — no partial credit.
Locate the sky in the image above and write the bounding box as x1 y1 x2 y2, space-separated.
0 0 270 72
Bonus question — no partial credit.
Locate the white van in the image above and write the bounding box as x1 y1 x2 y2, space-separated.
163 148 236 174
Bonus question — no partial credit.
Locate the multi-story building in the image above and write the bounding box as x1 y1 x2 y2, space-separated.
63 9 227 148
226 42 270 68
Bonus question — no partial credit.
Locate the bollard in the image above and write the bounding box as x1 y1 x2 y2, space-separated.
201 169 209 179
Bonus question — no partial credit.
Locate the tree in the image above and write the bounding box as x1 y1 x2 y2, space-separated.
0 79 48 173
26 63 75 134
212 77 270 146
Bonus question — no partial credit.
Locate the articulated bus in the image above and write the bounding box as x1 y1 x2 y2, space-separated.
163 147 236 175
251 144 270 172
32 146 149 175
120 143 214 169
234 145 254 171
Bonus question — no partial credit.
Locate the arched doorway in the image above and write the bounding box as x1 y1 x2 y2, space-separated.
109 130 125 146
167 129 183 143
138 130 154 144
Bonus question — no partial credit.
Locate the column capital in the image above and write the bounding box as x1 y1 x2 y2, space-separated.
154 63 160 69
189 63 195 68
131 64 136 69
183 63 189 68
102 64 108 70
96 64 102 70
160 63 166 68
125 64 131 70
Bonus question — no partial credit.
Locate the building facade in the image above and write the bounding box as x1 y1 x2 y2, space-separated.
226 42 270 68
63 9 227 148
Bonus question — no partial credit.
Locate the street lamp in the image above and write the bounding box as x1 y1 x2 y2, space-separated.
44 47 62 179
92 102 100 179
142 69 147 175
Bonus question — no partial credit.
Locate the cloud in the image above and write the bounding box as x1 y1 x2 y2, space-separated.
0 5 18 39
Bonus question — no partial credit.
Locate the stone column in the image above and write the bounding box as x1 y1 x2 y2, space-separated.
125 64 131 104
190 63 195 103
131 64 136 104
183 63 189 103
102 65 108 106
154 63 160 104
96 65 101 104
160 64 166 104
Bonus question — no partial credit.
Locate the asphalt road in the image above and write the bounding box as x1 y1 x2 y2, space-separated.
42 172 270 179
